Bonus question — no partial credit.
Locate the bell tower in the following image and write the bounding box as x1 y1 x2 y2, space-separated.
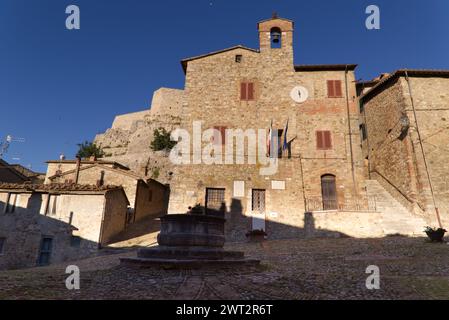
257 13 294 64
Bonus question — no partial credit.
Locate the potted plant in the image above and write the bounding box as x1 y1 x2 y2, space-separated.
245 229 267 242
424 226 447 242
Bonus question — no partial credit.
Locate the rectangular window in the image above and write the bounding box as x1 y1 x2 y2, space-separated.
213 126 227 145
4 193 19 213
205 188 225 216
327 80 343 98
37 236 53 266
316 131 332 150
70 235 81 248
148 189 153 202
252 189 266 212
235 55 242 63
46 195 59 216
0 237 5 254
240 82 255 101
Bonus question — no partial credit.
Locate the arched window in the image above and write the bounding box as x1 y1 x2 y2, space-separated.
321 174 337 210
270 27 282 49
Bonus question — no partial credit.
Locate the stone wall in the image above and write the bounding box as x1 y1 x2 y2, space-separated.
0 188 129 270
167 16 366 243
362 75 449 227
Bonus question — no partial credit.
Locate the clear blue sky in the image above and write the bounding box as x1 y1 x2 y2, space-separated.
1 0 448 172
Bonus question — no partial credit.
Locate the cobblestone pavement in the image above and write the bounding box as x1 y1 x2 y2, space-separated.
1 237 449 300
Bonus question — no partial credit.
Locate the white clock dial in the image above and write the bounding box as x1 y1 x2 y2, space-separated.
290 86 309 103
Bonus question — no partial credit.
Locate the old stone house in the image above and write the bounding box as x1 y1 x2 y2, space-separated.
94 15 447 240
359 70 449 228
0 159 43 183
45 158 169 222
0 183 129 270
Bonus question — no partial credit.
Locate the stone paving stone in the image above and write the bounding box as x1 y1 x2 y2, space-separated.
0 237 448 299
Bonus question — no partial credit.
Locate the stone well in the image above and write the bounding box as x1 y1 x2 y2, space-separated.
120 214 260 268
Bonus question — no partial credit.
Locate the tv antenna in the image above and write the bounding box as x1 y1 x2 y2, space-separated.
0 135 26 159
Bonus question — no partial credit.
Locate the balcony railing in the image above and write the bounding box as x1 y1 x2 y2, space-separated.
306 196 377 212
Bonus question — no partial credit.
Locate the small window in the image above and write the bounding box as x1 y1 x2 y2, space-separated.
360 124 367 141
252 189 266 212
0 237 5 254
212 126 227 145
240 82 255 101
37 236 53 266
70 236 81 248
316 131 332 150
327 80 343 98
235 55 242 63
4 193 19 213
148 189 153 202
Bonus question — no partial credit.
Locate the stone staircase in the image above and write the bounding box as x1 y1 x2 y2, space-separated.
365 180 427 236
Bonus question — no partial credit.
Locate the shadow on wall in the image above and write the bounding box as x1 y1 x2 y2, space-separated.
182 200 349 242
0 199 102 270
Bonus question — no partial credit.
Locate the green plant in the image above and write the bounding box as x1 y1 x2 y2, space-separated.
150 128 176 151
76 141 104 158
151 167 160 179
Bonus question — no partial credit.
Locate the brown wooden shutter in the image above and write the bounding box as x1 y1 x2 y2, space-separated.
240 82 247 100
247 82 254 100
220 126 226 145
316 131 323 149
334 80 342 97
327 80 335 98
324 131 332 149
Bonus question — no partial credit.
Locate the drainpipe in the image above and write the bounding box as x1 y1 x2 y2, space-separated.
404 71 442 227
74 156 81 184
344 65 357 196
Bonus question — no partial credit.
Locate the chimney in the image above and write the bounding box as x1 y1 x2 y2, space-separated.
74 156 81 184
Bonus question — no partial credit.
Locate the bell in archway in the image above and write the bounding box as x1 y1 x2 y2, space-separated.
271 31 281 43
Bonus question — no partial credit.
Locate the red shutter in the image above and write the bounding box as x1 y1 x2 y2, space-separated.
324 131 332 149
334 80 342 97
220 126 226 145
240 82 247 100
247 82 254 100
316 131 323 149
327 80 335 97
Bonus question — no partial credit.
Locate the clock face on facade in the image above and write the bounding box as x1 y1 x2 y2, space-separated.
290 86 309 103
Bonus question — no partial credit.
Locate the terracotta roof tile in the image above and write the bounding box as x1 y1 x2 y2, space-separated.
0 183 122 193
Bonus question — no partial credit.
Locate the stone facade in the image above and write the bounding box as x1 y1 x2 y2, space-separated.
91 16 446 240
360 71 449 227
0 184 129 270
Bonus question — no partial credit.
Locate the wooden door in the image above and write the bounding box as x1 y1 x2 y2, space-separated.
321 175 337 210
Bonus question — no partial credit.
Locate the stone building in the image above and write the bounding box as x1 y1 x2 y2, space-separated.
0 159 43 183
0 183 129 270
45 158 169 222
94 15 446 240
359 69 449 227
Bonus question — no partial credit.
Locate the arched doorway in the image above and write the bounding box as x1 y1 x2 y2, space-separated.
321 174 337 210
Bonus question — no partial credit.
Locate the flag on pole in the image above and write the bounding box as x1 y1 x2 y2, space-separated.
266 120 272 157
283 119 289 152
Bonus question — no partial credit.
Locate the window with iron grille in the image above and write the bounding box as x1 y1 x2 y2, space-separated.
252 189 266 212
205 188 225 214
